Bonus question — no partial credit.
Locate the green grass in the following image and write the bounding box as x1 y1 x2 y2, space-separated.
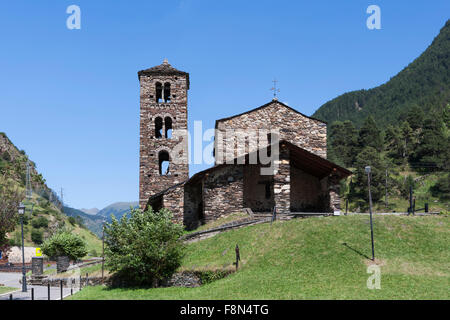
0 287 18 295
69 215 449 300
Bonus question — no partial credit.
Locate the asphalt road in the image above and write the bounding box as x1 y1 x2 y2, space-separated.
0 272 79 300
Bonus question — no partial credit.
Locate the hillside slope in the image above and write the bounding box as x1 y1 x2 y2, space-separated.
71 215 449 300
0 132 101 255
313 20 450 128
97 202 138 220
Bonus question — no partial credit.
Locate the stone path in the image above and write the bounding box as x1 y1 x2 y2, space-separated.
0 272 79 300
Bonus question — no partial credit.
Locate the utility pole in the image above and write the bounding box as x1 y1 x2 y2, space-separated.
365 166 375 261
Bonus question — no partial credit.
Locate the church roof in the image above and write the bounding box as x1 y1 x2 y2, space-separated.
215 99 326 128
187 139 351 184
138 59 190 89
146 140 351 207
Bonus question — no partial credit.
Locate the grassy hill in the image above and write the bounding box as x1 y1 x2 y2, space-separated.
313 20 450 128
69 214 449 300
0 132 102 256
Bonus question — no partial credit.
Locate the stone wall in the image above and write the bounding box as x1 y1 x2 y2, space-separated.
139 63 189 208
203 166 244 222
183 182 203 230
243 165 274 212
274 146 290 213
215 100 327 164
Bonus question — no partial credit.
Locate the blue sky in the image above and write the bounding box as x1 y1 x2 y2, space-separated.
0 1 448 209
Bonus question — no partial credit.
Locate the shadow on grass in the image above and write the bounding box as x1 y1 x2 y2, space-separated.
342 242 371 260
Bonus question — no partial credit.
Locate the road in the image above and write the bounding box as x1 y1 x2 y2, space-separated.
0 272 79 300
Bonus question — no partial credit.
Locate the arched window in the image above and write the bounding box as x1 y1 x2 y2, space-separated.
158 150 170 175
155 82 162 103
155 117 163 138
164 117 173 139
163 82 171 102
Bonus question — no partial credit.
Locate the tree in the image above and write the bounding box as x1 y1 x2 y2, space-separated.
330 120 358 167
358 116 383 152
349 147 385 207
104 207 185 287
31 228 43 245
411 114 449 171
406 105 425 131
0 173 24 255
41 230 87 260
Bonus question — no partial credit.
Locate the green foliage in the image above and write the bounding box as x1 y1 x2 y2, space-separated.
430 174 450 200
41 230 87 260
349 147 385 207
104 207 185 286
357 116 383 152
31 216 48 228
31 228 43 245
411 115 450 171
329 120 357 166
68 216 77 226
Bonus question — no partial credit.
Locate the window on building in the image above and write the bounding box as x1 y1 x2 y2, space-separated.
164 116 173 139
155 82 163 103
155 117 163 138
158 150 170 175
163 82 171 102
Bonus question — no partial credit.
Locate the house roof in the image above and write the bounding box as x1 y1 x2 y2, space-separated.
138 59 190 89
214 99 327 129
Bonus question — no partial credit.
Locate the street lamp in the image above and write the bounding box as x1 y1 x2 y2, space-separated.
18 202 27 292
365 166 375 261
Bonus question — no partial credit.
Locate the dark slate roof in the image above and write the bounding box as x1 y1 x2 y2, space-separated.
138 59 190 89
187 139 351 184
146 140 351 204
215 99 326 129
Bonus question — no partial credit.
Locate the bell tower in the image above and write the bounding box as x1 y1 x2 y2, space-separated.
138 59 189 208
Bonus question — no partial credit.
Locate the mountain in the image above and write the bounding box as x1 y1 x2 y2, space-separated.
63 206 105 236
313 20 450 128
0 132 101 253
64 202 138 236
80 208 99 215
97 202 139 220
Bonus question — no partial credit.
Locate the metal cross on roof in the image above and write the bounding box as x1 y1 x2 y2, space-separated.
270 79 280 100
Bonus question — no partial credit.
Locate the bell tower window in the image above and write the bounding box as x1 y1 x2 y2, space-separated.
155 117 163 138
164 117 173 139
158 150 170 175
155 82 163 103
164 82 171 103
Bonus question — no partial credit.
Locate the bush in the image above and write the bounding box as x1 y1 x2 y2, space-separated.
104 207 185 286
430 173 450 200
68 216 77 226
31 228 43 245
31 216 48 228
41 230 87 260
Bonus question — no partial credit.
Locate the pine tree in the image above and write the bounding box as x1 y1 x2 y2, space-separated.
330 120 358 167
411 114 449 170
358 116 383 152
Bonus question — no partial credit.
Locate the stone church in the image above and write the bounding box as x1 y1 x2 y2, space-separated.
138 60 351 229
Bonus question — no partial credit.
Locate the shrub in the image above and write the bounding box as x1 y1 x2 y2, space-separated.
41 230 87 260
104 207 185 286
31 216 48 228
31 228 43 245
68 216 77 226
